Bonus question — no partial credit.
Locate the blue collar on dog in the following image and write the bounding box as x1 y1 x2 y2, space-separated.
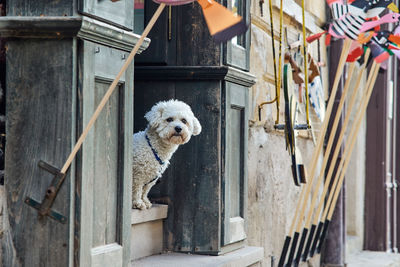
145 134 165 165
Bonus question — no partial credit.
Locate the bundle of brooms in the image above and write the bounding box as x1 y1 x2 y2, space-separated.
277 0 400 265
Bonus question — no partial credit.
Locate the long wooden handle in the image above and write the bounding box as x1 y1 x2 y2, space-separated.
292 61 357 264
326 62 380 221
313 62 380 255
288 38 351 236
311 50 370 226
322 60 377 222
60 3 166 174
300 52 371 262
313 63 380 254
301 61 356 230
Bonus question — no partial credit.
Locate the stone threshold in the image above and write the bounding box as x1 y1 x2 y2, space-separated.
346 251 400 267
131 246 263 267
131 204 168 225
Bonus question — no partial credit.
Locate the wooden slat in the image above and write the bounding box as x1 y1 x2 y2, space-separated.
91 79 119 246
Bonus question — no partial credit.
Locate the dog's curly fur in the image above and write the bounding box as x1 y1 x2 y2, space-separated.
132 99 201 210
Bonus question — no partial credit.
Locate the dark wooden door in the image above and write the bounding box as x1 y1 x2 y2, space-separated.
364 69 388 251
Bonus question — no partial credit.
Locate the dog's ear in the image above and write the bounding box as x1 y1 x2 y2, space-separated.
192 116 202 136
144 103 165 128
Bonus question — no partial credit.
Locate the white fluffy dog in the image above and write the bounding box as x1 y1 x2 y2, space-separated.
132 99 202 210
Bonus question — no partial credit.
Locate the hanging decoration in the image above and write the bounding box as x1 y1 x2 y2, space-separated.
308 56 325 122
258 0 311 187
282 53 307 186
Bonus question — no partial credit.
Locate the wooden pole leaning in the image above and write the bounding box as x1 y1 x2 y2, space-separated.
278 38 352 267
60 3 166 174
292 61 357 266
315 62 380 254
302 49 371 260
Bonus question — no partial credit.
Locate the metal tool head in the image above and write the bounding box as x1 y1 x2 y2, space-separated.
24 160 67 224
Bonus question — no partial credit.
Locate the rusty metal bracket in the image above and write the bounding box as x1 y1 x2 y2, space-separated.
24 160 67 224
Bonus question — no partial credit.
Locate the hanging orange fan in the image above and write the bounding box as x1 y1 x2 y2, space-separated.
153 0 248 42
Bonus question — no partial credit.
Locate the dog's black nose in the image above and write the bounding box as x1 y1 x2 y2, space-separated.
175 126 182 133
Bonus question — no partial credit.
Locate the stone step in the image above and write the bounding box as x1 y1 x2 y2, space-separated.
345 235 363 257
347 251 400 267
131 204 168 261
131 246 264 267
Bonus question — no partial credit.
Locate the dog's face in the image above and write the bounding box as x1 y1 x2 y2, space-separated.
145 100 202 145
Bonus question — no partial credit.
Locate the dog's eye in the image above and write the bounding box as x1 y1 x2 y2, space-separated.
181 119 187 124
166 117 173 122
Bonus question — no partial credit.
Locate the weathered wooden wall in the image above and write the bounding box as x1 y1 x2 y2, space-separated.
4 39 73 267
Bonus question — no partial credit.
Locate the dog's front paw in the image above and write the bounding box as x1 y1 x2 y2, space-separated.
132 199 147 210
143 197 152 209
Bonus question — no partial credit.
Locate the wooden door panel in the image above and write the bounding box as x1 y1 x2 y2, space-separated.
228 107 243 218
78 40 131 267
223 82 248 246
91 79 120 246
